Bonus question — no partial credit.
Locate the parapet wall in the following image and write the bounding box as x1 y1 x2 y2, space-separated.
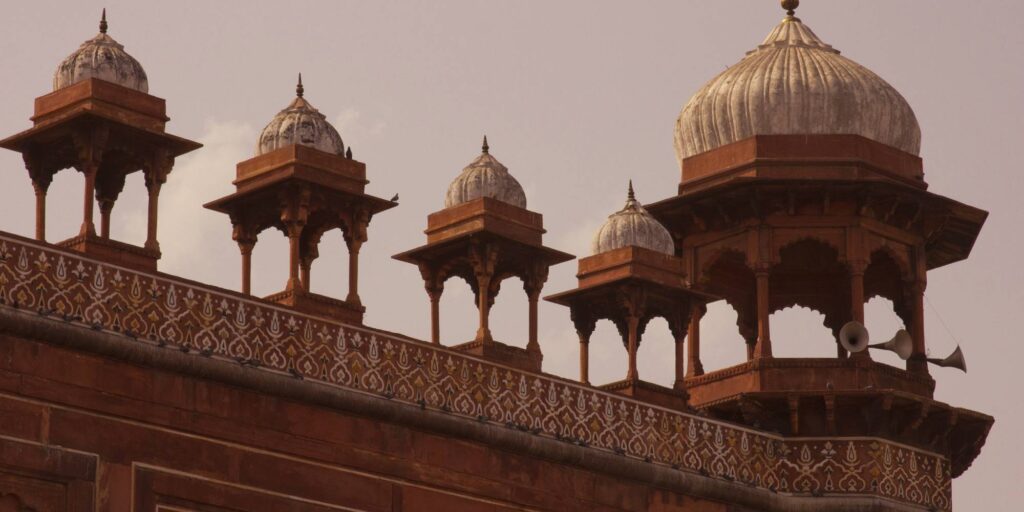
0 232 952 510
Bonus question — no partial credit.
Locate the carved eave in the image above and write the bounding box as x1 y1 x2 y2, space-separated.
545 247 716 310
0 78 201 168
204 145 397 233
648 178 986 270
393 197 574 274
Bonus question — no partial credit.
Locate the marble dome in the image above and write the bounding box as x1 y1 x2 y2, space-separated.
53 10 149 93
591 182 674 256
673 2 921 163
444 137 527 209
256 75 345 156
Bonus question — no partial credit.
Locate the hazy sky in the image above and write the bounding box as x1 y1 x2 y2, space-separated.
3 1 1022 508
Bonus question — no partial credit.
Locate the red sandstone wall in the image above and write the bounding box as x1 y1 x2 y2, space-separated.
0 332 747 512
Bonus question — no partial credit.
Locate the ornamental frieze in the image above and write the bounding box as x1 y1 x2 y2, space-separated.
0 235 951 510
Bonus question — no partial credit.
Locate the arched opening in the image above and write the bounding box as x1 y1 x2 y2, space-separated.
699 250 756 370
249 228 289 298
44 169 85 240
308 229 349 299
770 239 849 352
636 316 674 387
865 296 907 367
864 249 911 328
699 300 748 372
769 306 837 357
438 276 479 346
487 276 529 348
588 319 628 385
107 171 147 245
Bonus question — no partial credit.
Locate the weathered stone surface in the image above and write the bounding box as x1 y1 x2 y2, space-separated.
592 183 674 256
674 13 920 163
445 138 528 209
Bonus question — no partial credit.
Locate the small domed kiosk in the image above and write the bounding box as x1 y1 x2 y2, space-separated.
547 183 712 407
0 10 200 271
205 76 396 325
395 138 572 372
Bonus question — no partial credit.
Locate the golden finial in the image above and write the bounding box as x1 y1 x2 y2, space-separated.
99 8 108 34
627 180 636 201
296 73 304 98
482 135 490 154
781 0 799 16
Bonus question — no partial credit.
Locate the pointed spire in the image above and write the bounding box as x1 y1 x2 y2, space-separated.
99 8 108 34
481 135 490 154
296 73 304 98
781 0 799 16
627 180 636 202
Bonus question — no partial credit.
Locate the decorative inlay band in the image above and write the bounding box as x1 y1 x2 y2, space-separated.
0 234 951 510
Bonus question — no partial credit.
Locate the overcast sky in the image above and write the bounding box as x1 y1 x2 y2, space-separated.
2 1 1022 508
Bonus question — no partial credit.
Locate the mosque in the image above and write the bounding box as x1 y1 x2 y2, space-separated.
0 1 991 510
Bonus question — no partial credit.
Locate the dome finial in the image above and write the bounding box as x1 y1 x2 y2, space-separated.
482 135 490 154
627 180 636 202
781 0 799 16
99 8 108 34
296 73 304 98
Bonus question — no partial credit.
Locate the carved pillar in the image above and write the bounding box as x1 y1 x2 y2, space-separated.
281 186 310 292
344 224 366 305
73 126 107 238
240 242 255 295
24 154 51 242
908 279 929 375
686 304 705 377
469 243 498 343
523 264 548 355
419 265 445 345
754 267 773 358
300 257 313 292
233 224 257 295
428 287 442 344
31 180 49 241
98 199 114 238
579 333 590 384
622 286 646 381
670 311 690 391
571 309 597 385
849 260 870 360
80 162 98 237
144 157 168 252
95 170 126 241
626 314 640 381
285 222 303 292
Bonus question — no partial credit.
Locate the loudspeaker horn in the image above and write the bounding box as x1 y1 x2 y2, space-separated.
928 345 967 373
869 329 914 360
838 321 870 353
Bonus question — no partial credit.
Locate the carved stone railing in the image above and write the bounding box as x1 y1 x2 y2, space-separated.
0 233 951 510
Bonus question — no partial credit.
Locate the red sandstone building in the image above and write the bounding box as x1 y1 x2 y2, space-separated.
0 3 991 511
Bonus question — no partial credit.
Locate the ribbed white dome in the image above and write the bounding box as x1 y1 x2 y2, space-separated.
674 10 920 163
256 75 345 156
445 137 527 209
592 183 674 256
53 11 148 93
